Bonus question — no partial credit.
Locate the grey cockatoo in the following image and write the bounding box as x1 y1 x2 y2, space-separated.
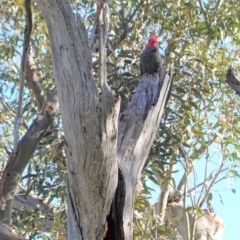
140 34 162 76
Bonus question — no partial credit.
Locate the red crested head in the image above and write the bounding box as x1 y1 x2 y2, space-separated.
145 35 159 49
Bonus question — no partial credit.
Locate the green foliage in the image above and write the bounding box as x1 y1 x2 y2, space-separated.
0 0 240 238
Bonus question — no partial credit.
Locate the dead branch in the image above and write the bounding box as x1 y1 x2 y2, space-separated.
13 0 33 151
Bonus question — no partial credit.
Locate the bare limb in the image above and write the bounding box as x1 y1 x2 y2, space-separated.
26 53 46 111
13 0 33 151
199 156 224 208
114 71 172 239
0 221 21 240
198 0 209 25
183 168 191 240
177 127 225 194
197 145 209 205
13 185 66 238
98 1 109 88
154 159 175 225
187 163 239 194
0 90 59 224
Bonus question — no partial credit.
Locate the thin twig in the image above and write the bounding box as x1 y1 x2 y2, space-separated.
196 140 209 205
198 0 209 25
184 176 191 240
13 0 33 152
0 97 28 130
98 0 108 87
199 154 225 208
187 164 239 194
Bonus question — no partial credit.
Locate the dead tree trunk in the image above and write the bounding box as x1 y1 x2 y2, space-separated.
36 1 172 239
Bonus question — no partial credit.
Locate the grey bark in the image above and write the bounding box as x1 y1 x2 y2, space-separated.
36 1 119 239
0 221 21 240
26 54 46 111
0 90 59 238
109 72 172 240
35 1 172 239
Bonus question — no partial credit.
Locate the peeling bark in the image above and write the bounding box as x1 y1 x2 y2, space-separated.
36 0 172 239
36 1 119 239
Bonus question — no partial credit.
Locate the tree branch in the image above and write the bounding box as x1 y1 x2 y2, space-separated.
199 156 224 208
114 70 172 239
13 0 33 152
176 127 224 194
0 221 21 240
0 90 59 224
13 185 66 238
198 0 209 25
184 177 191 240
36 1 120 238
187 164 238 194
26 53 46 111
155 161 175 225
